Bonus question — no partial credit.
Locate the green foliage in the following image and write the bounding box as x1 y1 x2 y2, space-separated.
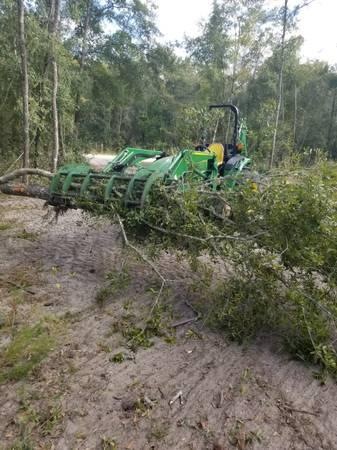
97 161 337 378
1 0 337 167
95 266 131 306
0 222 13 231
15 230 38 241
229 420 263 448
101 436 118 450
0 320 58 383
95 286 113 307
8 438 35 450
229 162 337 278
110 352 125 363
2 0 337 382
206 267 336 369
13 391 64 449
111 303 174 352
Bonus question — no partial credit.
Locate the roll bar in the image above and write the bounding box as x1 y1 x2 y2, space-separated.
209 104 240 151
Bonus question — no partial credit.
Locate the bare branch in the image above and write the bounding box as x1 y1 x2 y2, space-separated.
0 168 53 185
172 300 201 328
293 0 316 13
116 213 166 315
142 220 266 243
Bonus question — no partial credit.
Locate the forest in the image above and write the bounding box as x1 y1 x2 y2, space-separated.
1 0 337 171
1 1 337 449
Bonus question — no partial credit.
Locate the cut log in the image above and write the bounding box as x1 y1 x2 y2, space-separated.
0 183 49 201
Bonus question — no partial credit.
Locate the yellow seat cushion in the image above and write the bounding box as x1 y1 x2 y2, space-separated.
208 143 224 164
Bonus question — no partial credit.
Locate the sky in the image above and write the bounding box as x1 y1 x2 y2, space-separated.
155 0 337 65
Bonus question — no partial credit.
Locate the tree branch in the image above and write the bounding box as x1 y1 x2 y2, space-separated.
116 213 166 315
0 168 53 185
142 219 266 243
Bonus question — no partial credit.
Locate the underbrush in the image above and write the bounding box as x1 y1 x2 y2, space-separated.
193 260 337 378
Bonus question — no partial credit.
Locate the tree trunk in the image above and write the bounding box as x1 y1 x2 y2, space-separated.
51 60 59 172
48 0 56 33
293 83 298 148
225 21 240 144
0 183 50 200
270 0 288 169
327 88 337 156
33 0 57 167
50 0 61 172
17 0 30 183
59 115 66 161
74 0 91 126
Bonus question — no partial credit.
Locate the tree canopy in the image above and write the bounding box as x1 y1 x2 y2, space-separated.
0 0 336 172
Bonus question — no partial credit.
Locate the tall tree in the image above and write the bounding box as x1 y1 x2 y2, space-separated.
67 0 157 130
73 0 91 126
327 75 337 157
17 0 30 181
50 0 61 172
270 0 288 169
1 0 337 172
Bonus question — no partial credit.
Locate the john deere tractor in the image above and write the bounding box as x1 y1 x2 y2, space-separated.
48 104 250 209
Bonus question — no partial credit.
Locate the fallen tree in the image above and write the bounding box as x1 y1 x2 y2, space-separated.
0 168 53 185
0 168 53 200
1 161 337 380
102 160 337 380
0 183 49 200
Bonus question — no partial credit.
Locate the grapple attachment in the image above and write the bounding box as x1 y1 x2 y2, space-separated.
48 147 226 209
49 147 164 208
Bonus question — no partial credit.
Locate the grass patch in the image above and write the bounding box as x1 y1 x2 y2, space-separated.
8 436 35 450
0 269 39 322
0 320 59 383
2 267 39 292
229 420 263 448
149 422 169 441
97 341 112 353
15 230 38 241
95 286 113 307
95 267 131 307
39 402 64 436
0 221 13 231
111 303 175 352
14 390 64 445
101 437 118 450
109 352 125 363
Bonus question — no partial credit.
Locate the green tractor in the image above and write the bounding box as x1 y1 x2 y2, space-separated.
48 104 251 209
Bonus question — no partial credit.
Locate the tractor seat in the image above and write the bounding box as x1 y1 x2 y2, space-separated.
208 143 224 165
224 154 245 170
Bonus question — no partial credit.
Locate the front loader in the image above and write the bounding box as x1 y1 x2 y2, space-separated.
48 104 251 209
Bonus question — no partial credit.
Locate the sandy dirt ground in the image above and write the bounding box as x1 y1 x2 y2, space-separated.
1 195 337 450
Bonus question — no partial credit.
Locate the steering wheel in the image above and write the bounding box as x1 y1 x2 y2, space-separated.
194 143 210 152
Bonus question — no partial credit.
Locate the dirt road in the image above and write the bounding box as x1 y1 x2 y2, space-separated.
1 195 337 450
